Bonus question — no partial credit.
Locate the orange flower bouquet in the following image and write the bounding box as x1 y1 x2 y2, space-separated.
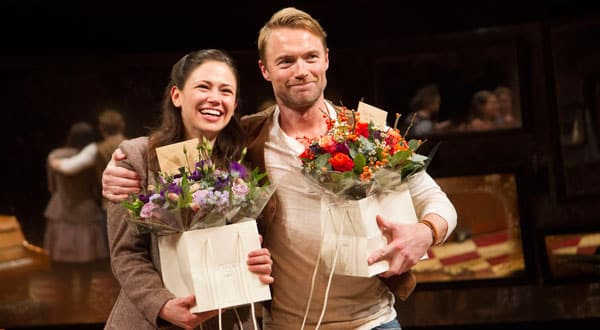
298 101 428 277
299 102 428 200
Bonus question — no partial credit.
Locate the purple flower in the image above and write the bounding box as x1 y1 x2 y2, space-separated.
189 169 202 181
373 130 382 140
335 143 350 154
167 182 182 195
232 179 249 196
138 193 151 203
192 189 213 205
229 161 249 179
214 190 230 210
140 202 155 218
214 170 230 191
309 144 322 154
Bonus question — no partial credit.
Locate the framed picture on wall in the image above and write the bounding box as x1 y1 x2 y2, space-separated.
413 173 527 283
373 38 524 139
544 231 600 281
551 18 600 199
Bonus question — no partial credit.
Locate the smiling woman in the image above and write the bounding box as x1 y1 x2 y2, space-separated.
147 50 246 171
172 59 238 142
102 49 274 330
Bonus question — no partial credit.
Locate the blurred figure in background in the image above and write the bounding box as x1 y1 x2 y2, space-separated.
50 109 126 210
402 83 451 137
494 86 520 128
463 89 501 131
44 122 108 262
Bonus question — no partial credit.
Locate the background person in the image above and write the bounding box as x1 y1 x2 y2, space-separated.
44 121 108 263
402 83 451 137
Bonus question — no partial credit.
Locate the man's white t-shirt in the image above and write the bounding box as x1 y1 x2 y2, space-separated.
260 103 456 329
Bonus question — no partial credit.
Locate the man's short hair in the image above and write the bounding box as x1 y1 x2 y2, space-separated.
257 7 328 63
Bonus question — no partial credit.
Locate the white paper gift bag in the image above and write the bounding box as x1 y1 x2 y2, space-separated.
320 183 418 277
158 219 271 313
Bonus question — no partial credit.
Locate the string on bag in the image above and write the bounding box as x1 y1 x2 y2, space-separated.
300 207 327 330
232 308 244 330
301 203 347 330
236 231 259 330
202 239 223 330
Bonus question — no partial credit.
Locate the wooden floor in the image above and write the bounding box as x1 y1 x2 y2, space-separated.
0 258 119 329
1 252 599 330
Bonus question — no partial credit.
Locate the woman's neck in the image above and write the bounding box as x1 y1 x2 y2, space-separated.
185 133 216 148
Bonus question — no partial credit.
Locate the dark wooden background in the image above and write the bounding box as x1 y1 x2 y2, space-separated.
1 0 600 328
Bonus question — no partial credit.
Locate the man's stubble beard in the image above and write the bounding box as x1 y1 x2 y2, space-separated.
278 80 327 112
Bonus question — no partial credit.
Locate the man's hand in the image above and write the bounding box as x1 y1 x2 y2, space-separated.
368 215 433 278
102 148 141 202
158 296 220 330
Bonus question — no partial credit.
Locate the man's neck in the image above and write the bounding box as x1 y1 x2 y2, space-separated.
278 100 330 140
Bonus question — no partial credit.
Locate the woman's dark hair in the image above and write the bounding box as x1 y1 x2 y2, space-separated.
148 49 246 171
66 122 96 150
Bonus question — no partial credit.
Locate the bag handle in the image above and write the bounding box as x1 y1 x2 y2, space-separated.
301 206 347 330
211 229 259 330
235 231 259 330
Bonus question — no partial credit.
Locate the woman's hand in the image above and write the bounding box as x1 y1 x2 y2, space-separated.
247 235 274 284
158 296 221 330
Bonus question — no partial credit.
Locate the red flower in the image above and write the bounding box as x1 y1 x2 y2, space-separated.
299 148 314 160
320 135 337 154
329 152 354 172
355 121 370 138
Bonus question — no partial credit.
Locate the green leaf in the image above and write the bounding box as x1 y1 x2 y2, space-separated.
179 172 192 208
315 153 332 170
412 153 428 163
389 150 411 167
121 199 143 216
353 153 366 173
358 135 375 151
408 139 421 150
348 140 359 159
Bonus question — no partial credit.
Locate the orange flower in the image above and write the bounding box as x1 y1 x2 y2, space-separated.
385 130 402 152
325 115 336 130
329 152 354 172
381 146 390 158
360 166 373 182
